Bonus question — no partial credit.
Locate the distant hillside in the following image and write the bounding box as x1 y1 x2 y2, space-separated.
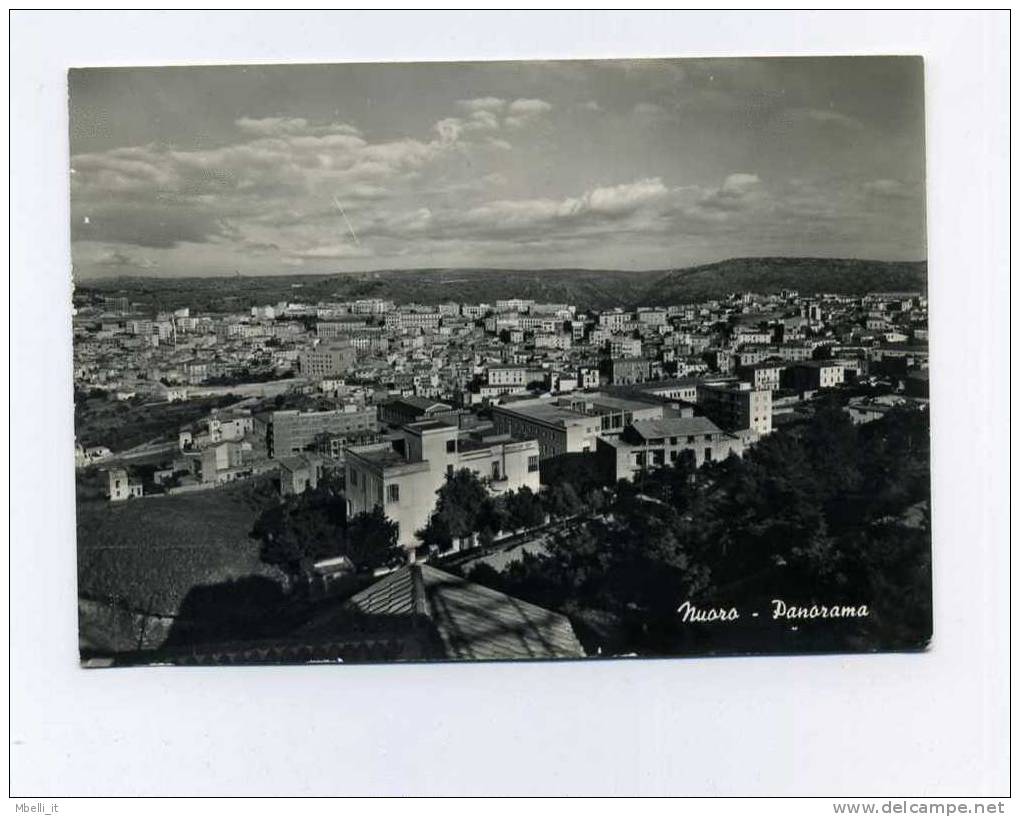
78 258 926 313
635 258 927 306
78 268 665 313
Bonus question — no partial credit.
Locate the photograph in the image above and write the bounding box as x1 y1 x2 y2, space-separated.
70 56 932 667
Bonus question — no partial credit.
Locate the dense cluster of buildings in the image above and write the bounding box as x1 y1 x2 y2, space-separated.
75 287 929 558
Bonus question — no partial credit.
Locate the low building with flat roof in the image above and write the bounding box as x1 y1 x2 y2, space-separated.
377 396 455 428
490 392 663 460
278 454 323 496
598 415 745 482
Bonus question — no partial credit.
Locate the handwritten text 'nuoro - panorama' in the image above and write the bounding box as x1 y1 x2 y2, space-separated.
676 600 870 623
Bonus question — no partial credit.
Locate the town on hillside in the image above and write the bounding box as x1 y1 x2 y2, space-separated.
74 285 931 664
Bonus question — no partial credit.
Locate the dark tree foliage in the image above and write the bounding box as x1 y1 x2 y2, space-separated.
163 576 288 647
538 452 611 491
418 468 493 551
252 485 347 572
345 508 403 573
468 407 932 656
505 486 545 530
542 482 586 520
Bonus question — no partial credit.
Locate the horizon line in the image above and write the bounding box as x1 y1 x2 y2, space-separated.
75 255 930 284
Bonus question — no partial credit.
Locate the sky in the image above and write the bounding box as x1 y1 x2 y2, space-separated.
68 57 927 279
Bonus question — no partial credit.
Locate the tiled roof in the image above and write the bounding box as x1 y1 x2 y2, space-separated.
629 416 722 441
345 565 586 661
111 539 581 670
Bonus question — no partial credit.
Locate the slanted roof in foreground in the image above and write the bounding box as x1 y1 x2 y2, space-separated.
106 566 584 667
343 564 586 661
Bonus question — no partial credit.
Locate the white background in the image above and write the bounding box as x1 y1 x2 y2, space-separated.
7 10 1011 796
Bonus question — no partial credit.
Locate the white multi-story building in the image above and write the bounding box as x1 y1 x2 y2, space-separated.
697 381 773 436
385 311 441 332
345 421 541 551
495 299 535 313
487 366 529 387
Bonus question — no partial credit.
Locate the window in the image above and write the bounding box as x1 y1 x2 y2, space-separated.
687 435 695 444
528 455 539 473
670 437 677 445
446 439 456 453
704 448 713 461
387 484 400 503
350 470 358 486
491 462 501 480
446 464 454 477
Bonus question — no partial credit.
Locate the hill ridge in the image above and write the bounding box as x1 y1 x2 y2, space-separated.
77 256 927 312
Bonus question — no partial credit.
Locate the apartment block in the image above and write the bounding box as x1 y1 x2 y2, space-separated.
696 382 773 436
262 406 378 458
345 421 541 550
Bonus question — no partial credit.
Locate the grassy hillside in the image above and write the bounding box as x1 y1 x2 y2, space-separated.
76 477 285 617
78 257 927 312
636 258 927 305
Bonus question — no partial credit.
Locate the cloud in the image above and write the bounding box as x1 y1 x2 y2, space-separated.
456 97 506 113
289 243 374 260
697 173 765 213
236 117 361 137
578 177 670 215
578 100 602 112
507 98 552 116
789 107 864 130
434 109 502 144
96 250 158 269
72 201 232 248
505 98 553 128
236 116 309 136
450 177 671 238
862 178 913 199
633 102 666 116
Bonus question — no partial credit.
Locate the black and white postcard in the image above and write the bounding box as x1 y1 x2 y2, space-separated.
70 57 932 666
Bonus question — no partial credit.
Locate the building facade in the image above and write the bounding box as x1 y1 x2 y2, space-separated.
598 416 745 482
263 407 378 458
299 344 357 378
697 382 773 436
345 421 541 550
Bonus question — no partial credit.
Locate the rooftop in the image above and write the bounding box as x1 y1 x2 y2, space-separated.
387 395 452 412
494 398 590 428
629 416 724 441
405 419 456 434
339 565 586 661
346 442 428 473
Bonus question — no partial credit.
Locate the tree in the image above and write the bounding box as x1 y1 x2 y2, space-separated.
543 482 585 520
506 486 545 529
345 508 403 572
252 492 346 572
418 469 492 551
464 406 933 657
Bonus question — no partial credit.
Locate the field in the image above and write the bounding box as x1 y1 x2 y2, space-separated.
76 477 285 619
74 393 240 451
